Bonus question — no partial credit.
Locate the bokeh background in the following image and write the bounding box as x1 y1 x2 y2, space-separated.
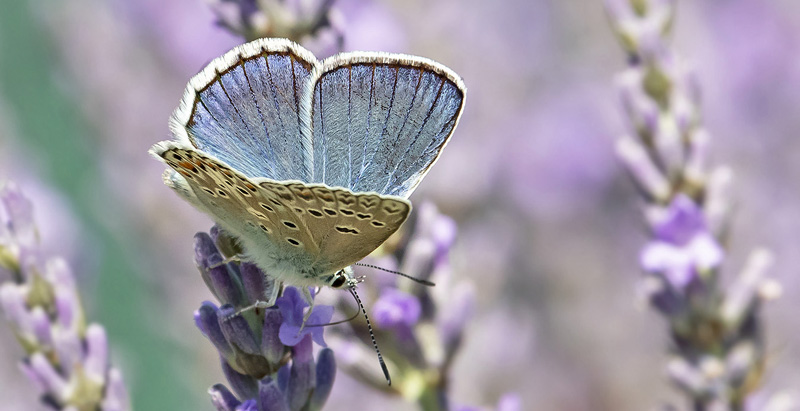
2 0 800 409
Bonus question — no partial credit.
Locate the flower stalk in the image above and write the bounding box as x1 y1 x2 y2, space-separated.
330 202 495 411
605 0 779 408
208 0 344 53
0 182 130 411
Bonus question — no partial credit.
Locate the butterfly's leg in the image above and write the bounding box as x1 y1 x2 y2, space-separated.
299 286 315 334
264 279 281 306
209 254 246 269
223 279 283 321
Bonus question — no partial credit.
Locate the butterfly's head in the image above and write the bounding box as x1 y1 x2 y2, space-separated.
326 266 359 289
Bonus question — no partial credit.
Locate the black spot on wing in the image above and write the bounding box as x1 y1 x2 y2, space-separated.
335 226 359 235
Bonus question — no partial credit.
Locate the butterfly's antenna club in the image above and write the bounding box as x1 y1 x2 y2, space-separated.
354 263 435 287
349 286 392 386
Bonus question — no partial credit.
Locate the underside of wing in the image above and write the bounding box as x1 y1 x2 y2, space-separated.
155 144 323 282
154 143 410 282
316 189 410 272
258 181 411 274
170 38 320 182
307 52 466 198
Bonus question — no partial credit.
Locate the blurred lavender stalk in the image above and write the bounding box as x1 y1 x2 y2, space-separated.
193 226 336 410
208 0 344 55
0 182 130 411
331 202 518 411
605 1 784 409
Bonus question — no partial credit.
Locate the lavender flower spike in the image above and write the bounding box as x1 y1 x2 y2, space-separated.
640 194 724 290
0 182 130 410
606 1 779 408
193 227 336 410
208 0 344 54
331 202 508 411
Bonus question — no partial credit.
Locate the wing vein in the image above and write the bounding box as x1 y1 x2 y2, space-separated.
264 54 289 178
380 68 427 193
217 71 271 163
355 64 400 189
290 55 311 179
354 64 377 187
241 61 277 177
318 82 326 183
197 98 222 129
383 75 445 194
399 86 460 186
347 65 353 187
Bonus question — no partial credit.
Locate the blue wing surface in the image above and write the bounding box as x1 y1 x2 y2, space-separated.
171 39 319 181
309 55 466 198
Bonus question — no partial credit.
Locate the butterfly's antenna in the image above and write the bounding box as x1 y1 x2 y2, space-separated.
349 286 391 386
305 309 360 327
354 263 435 287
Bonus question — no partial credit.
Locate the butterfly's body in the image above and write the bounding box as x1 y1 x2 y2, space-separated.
151 38 465 298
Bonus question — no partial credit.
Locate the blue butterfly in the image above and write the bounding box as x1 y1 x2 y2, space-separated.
151 38 465 309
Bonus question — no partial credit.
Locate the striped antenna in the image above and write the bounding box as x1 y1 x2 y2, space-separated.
354 263 436 286
349 286 391 386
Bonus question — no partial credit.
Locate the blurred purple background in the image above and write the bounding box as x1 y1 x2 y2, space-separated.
1 0 800 409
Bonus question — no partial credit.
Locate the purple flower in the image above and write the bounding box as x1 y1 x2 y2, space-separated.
331 201 483 407
208 0 344 55
416 201 458 263
0 183 130 410
607 1 775 407
208 340 336 411
192 227 336 409
640 195 724 289
276 286 333 347
372 289 421 332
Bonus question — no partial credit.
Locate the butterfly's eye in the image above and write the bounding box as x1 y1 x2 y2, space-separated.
330 272 347 289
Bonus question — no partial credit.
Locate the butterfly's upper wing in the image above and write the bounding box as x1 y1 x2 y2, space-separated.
306 52 466 198
169 38 320 181
153 144 410 282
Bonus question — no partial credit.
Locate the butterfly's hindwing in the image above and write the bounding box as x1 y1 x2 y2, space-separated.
315 191 410 273
273 182 412 274
160 146 321 282
159 146 410 282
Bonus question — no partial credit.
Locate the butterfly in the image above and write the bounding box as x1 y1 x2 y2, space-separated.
150 38 465 311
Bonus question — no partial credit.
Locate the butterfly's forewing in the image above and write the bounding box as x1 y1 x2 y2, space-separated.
307 54 466 198
170 38 320 181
